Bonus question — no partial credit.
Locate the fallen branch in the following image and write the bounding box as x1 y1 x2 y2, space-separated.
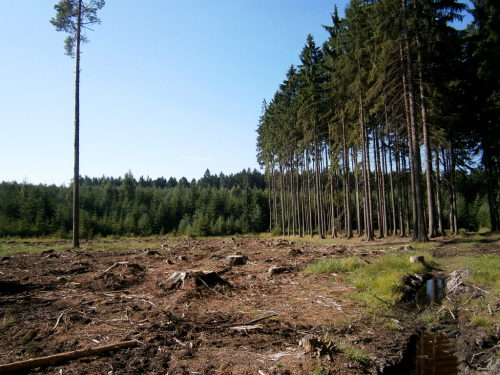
103 262 129 274
220 314 277 328
0 340 139 374
447 281 463 294
463 291 478 306
229 324 264 332
472 284 490 294
51 298 84 332
448 308 456 320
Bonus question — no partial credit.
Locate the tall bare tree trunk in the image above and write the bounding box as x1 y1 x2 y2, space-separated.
434 149 444 235
400 2 428 242
417 47 437 238
341 107 353 238
353 150 362 237
73 0 82 249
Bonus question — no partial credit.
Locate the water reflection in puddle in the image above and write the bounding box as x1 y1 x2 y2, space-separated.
411 277 447 309
409 331 459 375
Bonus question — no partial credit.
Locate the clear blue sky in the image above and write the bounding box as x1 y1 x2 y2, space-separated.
1 0 350 186
1 1 472 187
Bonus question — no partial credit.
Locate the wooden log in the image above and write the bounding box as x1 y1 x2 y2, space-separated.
0 341 139 374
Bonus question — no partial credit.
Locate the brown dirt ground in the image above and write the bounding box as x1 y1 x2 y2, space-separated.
0 237 498 374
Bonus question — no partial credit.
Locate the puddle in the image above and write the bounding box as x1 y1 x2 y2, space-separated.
409 331 459 375
388 277 460 375
410 277 447 309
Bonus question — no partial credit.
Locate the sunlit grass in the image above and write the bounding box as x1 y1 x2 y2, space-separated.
348 253 432 301
305 252 436 305
336 339 372 366
410 241 442 250
304 257 361 274
470 314 495 330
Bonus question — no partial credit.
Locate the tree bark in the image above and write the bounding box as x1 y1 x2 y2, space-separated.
0 341 139 374
72 0 82 249
417 47 437 238
400 1 428 242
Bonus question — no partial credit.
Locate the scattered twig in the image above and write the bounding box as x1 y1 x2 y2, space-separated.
448 308 456 320
103 262 129 274
0 341 140 374
188 271 241 301
464 292 478 305
173 337 187 347
51 299 84 332
373 295 393 306
471 351 486 363
140 299 157 308
219 313 278 328
447 281 463 294
472 284 490 294
229 324 264 332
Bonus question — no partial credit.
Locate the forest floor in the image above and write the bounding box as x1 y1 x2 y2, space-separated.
0 233 499 374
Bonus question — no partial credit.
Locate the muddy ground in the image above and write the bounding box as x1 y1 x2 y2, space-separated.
0 237 499 374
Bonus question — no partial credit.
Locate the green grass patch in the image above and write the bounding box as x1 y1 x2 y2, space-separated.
348 253 431 302
305 252 437 306
304 257 362 274
337 339 372 366
308 365 329 375
2 313 16 327
470 314 495 329
467 255 500 291
410 241 442 250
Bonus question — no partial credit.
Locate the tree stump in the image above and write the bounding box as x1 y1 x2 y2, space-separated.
410 255 424 264
268 266 290 276
287 248 303 256
158 270 231 291
226 255 248 266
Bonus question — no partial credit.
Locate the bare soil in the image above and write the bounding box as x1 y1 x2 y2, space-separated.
0 237 499 374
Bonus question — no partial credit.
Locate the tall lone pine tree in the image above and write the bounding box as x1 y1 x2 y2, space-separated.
51 0 105 248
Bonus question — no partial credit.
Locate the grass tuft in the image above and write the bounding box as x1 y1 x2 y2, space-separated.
304 257 361 274
337 339 372 366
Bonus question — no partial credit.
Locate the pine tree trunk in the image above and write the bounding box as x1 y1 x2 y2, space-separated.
417 47 437 238
72 0 82 249
400 6 428 242
435 149 444 235
388 134 398 236
341 107 353 238
353 150 362 237
395 130 406 237
314 138 325 238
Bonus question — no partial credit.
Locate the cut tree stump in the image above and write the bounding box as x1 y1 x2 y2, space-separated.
287 248 303 256
158 270 231 291
268 266 290 276
410 255 424 264
226 255 248 266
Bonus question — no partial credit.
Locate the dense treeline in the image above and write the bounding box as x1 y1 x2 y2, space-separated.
257 0 500 240
0 169 268 238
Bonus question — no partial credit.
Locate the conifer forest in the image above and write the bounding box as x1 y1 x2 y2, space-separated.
1 0 499 241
